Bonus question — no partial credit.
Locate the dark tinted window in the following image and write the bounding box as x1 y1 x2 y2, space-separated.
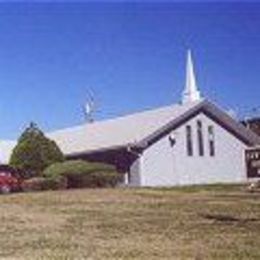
186 125 193 156
197 120 204 156
208 125 215 156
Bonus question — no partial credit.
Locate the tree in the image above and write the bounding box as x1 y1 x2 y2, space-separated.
10 122 64 178
241 117 260 136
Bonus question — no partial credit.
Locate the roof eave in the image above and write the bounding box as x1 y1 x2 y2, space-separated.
65 144 132 158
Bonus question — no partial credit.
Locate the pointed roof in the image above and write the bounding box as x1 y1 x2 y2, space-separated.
48 100 202 156
137 100 260 149
48 100 260 157
1 51 259 163
1 100 260 163
182 50 201 104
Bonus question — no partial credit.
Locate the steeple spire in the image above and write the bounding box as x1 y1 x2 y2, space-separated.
182 49 201 104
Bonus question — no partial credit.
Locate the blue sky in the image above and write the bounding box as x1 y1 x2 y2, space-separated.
0 2 259 139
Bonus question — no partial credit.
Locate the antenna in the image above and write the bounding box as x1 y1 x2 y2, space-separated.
83 89 96 123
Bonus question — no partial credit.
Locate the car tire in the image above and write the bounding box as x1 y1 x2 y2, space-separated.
1 185 11 194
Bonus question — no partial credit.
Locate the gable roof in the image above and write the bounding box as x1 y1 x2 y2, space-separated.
48 100 203 156
1 101 201 163
48 99 260 157
137 100 260 149
1 99 259 163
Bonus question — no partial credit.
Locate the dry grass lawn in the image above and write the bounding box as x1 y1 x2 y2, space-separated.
0 185 260 259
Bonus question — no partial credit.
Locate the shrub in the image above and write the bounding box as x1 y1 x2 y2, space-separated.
22 177 45 192
22 176 67 192
10 122 64 178
90 171 122 187
43 160 121 188
41 176 67 190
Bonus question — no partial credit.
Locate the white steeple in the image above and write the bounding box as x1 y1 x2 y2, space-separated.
182 49 201 104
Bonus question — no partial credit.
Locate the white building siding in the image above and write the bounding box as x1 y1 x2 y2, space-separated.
139 113 247 187
129 158 142 186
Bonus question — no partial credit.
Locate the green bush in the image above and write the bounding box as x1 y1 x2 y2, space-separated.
22 176 67 192
90 171 122 187
43 160 121 188
10 122 64 178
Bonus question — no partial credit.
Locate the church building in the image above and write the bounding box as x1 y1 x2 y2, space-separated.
1 51 260 186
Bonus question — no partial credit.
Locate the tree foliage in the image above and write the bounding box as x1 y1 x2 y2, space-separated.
10 122 64 178
241 117 260 136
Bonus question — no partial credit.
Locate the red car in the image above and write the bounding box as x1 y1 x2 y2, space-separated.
0 172 21 194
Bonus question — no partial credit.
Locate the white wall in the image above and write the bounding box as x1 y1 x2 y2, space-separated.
129 158 142 186
138 113 247 186
0 140 16 164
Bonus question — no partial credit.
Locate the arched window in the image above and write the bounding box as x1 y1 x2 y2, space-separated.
186 125 193 156
197 120 204 156
208 125 215 156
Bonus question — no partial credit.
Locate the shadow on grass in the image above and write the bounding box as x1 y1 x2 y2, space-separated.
148 183 244 193
200 213 259 223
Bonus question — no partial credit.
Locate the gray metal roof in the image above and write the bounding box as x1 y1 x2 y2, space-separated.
48 100 202 156
1 99 259 163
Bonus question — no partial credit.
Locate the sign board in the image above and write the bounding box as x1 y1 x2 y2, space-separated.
245 147 260 178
